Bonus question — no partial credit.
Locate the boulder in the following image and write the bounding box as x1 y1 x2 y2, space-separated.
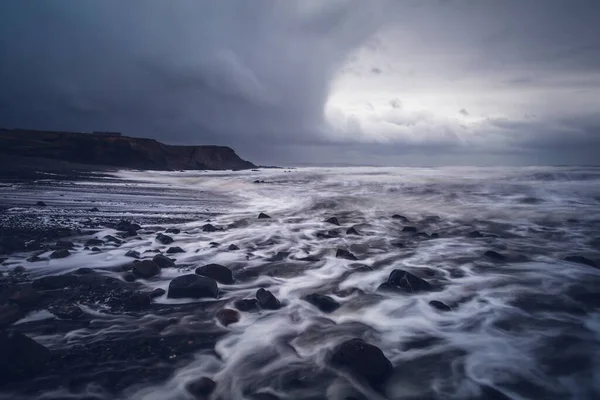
27 255 44 262
36 201 47 207
88 207 100 212
104 235 122 244
153 254 176 268
91 247 101 252
304 293 340 313
125 250 140 259
132 260 161 279
122 272 136 282
216 308 241 326
402 226 418 233
565 256 597 268
202 223 219 232
346 227 360 235
329 338 393 387
234 298 260 312
165 228 181 234
32 274 79 290
325 217 340 226
167 246 185 254
13 265 26 273
258 213 271 219
0 331 50 383
484 250 506 261
429 300 451 312
382 269 431 292
49 304 84 320
116 220 141 235
149 288 166 298
392 214 409 222
228 244 240 251
269 252 289 262
168 274 219 299
256 288 281 310
186 377 216 397
195 264 234 284
50 249 71 259
156 233 174 245
85 238 104 246
336 249 358 261
209 242 220 248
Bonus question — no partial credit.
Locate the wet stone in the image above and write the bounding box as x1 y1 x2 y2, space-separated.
484 250 506 261
50 249 71 259
125 250 140 259
402 226 418 233
91 247 101 252
168 274 219 299
329 338 393 387
234 298 260 312
216 308 241 326
149 288 166 298
202 223 219 232
256 288 281 310
153 254 175 268
36 201 47 207
209 242 220 248
429 300 451 311
156 233 174 245
392 214 410 222
325 217 340 226
186 377 216 397
132 260 161 279
336 249 358 261
304 293 340 313
165 228 180 234
346 227 360 235
381 269 431 293
228 244 240 251
123 272 136 282
166 246 185 254
258 213 271 219
195 264 234 284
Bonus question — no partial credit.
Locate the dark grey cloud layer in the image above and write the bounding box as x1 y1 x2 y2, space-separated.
1 0 599 165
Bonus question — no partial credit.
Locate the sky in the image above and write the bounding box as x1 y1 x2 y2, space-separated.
1 0 599 166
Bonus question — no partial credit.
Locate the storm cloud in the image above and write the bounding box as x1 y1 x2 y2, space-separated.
1 0 599 165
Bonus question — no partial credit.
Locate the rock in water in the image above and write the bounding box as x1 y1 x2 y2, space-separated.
32 274 79 290
168 274 219 299
256 288 281 310
167 246 185 254
234 298 260 312
228 244 240 251
153 254 175 268
202 223 219 232
195 264 234 284
565 255 597 268
304 293 340 313
392 214 409 222
50 249 70 259
329 338 393 387
383 269 431 292
402 226 418 233
336 249 358 261
149 288 166 298
429 300 451 312
156 233 174 245
165 228 181 234
258 213 271 219
122 272 136 282
346 227 360 235
484 250 506 261
125 250 140 259
85 238 104 246
0 331 50 383
325 217 340 226
132 260 161 279
216 308 241 326
49 304 84 320
186 377 216 397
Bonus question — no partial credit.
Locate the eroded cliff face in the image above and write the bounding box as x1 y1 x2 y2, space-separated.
0 129 255 170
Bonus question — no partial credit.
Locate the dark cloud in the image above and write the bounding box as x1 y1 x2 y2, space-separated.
0 0 599 166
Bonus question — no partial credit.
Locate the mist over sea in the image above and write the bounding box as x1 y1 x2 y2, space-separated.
1 166 600 400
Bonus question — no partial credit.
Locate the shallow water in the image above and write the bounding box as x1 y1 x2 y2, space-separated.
2 166 600 399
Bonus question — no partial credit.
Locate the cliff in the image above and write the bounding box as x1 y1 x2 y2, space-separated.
0 129 255 171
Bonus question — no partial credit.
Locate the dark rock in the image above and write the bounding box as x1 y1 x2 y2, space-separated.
416 232 430 238
565 256 597 268
383 269 431 292
116 220 141 236
0 331 50 382
132 260 161 279
468 231 484 238
49 304 84 320
336 249 358 261
13 265 27 273
325 217 340 226
54 240 75 249
258 213 271 219
156 233 174 245
298 255 321 262
168 274 219 299
484 250 506 261
202 223 219 232
125 250 141 259
256 288 281 310
27 255 43 262
75 267 94 274
88 207 100 212
269 252 289 262
123 272 137 282
167 246 185 254
304 293 340 313
423 215 441 223
228 244 240 251
430 233 440 239
329 338 393 387
165 228 180 234
149 288 166 298
392 214 409 222
216 308 241 326
391 242 405 248
104 235 122 244
0 304 25 328
186 377 216 397
346 227 360 235
36 201 47 207
85 238 104 246
91 247 101 252
234 298 260 312
153 254 176 268
402 226 418 233
209 242 220 248
32 274 79 290
195 264 234 284
429 300 451 311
